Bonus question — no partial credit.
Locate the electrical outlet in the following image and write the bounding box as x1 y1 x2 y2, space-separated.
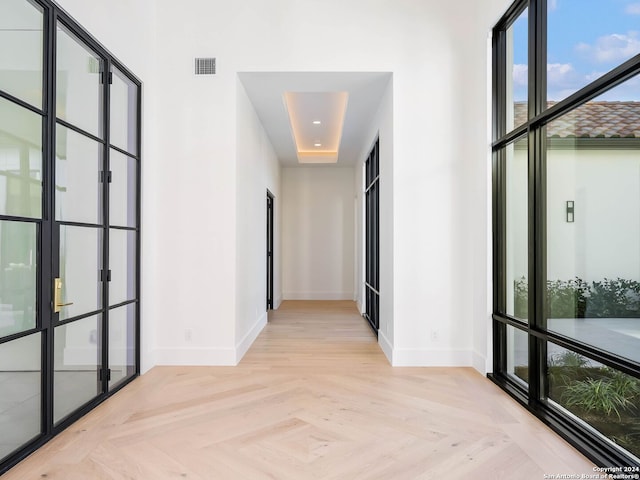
185 329 193 342
430 329 439 341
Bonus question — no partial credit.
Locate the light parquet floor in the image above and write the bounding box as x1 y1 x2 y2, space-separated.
3 300 595 479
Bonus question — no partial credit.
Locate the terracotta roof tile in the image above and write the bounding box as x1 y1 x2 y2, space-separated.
513 101 640 138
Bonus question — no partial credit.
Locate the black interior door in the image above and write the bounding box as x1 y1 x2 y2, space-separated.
267 190 274 311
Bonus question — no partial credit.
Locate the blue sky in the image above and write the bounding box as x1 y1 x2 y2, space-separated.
512 0 640 101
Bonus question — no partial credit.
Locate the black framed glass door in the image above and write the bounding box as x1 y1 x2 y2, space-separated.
364 138 379 333
0 0 141 474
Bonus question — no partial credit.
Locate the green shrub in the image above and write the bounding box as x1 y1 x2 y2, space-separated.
513 277 640 318
588 278 640 318
547 277 589 318
514 277 528 318
561 370 640 420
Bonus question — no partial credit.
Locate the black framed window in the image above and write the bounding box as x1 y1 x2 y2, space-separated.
364 138 379 334
0 0 141 474
493 0 640 468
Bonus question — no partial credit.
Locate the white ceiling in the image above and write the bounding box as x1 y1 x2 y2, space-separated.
238 72 392 167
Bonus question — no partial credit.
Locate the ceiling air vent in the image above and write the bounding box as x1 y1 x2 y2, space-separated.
195 57 216 75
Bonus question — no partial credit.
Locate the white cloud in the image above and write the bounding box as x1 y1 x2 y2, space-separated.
625 3 640 14
549 0 558 11
512 64 528 86
546 63 583 100
576 31 640 63
547 63 575 85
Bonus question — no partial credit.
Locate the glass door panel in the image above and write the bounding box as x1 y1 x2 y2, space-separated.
55 125 102 224
53 315 100 423
55 25 103 138
109 229 135 306
108 304 135 390
0 333 41 461
0 0 43 109
58 225 101 321
0 96 42 219
52 20 106 432
0 221 36 338
109 149 136 228
110 68 138 155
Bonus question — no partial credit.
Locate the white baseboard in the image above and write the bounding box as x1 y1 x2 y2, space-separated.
472 350 487 375
154 347 236 366
283 292 354 300
274 295 283 309
391 348 472 367
378 330 393 364
141 346 156 374
235 312 267 363
153 313 267 367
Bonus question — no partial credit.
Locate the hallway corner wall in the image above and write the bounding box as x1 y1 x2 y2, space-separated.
235 78 281 363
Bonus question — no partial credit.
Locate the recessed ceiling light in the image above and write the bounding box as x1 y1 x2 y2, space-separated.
283 91 348 164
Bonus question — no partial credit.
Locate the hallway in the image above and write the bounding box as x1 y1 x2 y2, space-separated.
3 301 593 479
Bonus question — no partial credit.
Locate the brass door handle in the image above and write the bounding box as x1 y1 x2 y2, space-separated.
53 278 73 313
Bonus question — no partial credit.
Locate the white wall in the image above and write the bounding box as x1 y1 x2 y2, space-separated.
282 167 355 300
453 1 514 373
235 79 281 363
510 147 640 284
51 0 518 371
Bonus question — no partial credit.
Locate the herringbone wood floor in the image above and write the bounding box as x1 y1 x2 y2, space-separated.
3 301 594 479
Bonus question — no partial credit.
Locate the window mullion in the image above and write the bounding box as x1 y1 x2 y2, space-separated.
526 0 548 407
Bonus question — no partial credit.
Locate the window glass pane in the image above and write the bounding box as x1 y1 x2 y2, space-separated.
546 78 640 363
507 325 528 385
59 226 102 321
109 149 136 228
55 125 102 224
507 7 528 131
548 344 640 459
0 0 43 109
0 332 41 461
0 96 42 218
110 68 138 155
54 315 100 423
505 137 528 319
0 221 36 338
109 229 136 306
547 1 640 103
56 24 103 138
108 303 135 390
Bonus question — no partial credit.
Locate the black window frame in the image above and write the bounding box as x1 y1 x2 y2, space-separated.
492 0 640 468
